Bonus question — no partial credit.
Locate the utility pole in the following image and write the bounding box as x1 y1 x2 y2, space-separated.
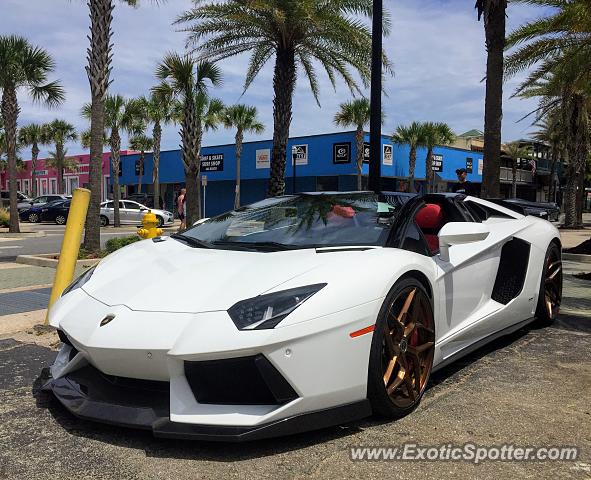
368 0 383 193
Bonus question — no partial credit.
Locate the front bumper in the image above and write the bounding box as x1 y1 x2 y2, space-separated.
43 363 370 441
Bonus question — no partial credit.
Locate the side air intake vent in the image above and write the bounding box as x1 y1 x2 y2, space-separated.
491 238 531 304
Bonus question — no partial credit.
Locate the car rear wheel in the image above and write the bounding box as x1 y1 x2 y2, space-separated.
55 215 67 225
535 243 563 326
368 278 435 419
28 213 40 223
100 215 109 227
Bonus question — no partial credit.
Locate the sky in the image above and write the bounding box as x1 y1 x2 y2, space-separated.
1 0 546 158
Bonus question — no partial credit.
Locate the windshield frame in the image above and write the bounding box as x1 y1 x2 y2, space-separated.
179 192 416 251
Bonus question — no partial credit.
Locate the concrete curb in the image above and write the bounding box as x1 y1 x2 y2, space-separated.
563 252 591 264
0 231 45 238
16 253 100 269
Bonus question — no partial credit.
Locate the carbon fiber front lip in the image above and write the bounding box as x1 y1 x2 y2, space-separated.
44 368 371 442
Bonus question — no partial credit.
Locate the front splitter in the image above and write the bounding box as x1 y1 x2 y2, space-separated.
43 366 371 442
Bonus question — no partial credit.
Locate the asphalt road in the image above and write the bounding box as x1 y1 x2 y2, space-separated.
0 309 590 478
0 223 173 262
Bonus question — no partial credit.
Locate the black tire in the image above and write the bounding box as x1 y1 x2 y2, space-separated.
535 242 563 326
55 215 67 225
28 213 40 223
156 216 164 228
100 215 109 227
368 277 435 419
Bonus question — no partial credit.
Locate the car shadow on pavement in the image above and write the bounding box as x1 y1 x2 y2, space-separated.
31 316 587 461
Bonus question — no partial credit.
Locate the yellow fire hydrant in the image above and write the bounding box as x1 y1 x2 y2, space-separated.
138 211 163 239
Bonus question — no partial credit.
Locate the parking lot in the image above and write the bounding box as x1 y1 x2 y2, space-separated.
0 256 589 479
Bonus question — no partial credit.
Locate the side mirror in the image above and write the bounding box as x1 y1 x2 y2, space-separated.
438 222 490 262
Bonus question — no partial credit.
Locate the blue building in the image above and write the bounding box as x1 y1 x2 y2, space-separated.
117 131 484 217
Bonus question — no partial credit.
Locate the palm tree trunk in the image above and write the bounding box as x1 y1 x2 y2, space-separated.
152 121 161 209
1 85 20 233
481 1 506 199
31 142 39 198
181 93 202 225
511 159 517 198
84 0 114 252
56 142 65 194
137 151 144 194
110 128 121 227
408 146 417 193
548 144 558 202
355 127 364 191
234 129 243 209
268 47 296 197
426 148 434 193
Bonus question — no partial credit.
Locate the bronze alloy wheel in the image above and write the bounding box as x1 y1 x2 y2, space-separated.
381 286 435 409
368 278 436 418
544 250 562 321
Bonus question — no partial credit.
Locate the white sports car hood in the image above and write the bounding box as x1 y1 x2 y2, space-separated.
82 237 321 313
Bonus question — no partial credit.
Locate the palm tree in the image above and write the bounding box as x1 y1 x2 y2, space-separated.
45 120 78 194
83 0 162 250
46 150 79 176
423 122 455 193
138 87 179 209
503 141 532 198
476 0 508 199
392 122 429 193
18 123 50 197
334 99 374 191
0 35 65 233
532 112 563 202
222 105 264 209
82 95 142 226
154 54 222 225
178 0 391 197
128 133 153 195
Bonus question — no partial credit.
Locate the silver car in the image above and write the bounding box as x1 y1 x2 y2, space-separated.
99 200 174 227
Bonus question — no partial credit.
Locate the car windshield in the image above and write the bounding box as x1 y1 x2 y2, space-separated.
43 199 65 208
179 193 406 251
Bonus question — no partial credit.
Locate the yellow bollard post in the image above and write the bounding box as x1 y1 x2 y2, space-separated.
45 188 91 324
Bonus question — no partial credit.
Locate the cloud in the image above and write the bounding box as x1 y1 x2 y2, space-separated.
1 0 546 158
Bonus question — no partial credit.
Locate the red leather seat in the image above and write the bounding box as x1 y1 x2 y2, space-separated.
416 204 444 253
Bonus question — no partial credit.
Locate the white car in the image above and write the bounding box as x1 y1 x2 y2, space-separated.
43 192 562 441
99 200 174 227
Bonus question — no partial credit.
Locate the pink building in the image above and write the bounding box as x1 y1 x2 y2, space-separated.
1 151 135 201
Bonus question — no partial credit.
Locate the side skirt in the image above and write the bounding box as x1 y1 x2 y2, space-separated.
432 317 535 373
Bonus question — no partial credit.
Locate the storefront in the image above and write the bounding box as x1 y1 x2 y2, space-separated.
117 131 485 217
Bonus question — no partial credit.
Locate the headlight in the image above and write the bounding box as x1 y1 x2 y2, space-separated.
228 284 327 330
61 266 96 297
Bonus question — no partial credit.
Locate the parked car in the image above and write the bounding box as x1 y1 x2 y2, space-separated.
489 198 560 222
18 199 69 224
40 199 71 225
99 200 174 228
45 192 563 441
1 190 31 209
18 194 67 213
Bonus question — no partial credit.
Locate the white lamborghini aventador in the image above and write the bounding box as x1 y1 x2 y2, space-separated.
43 192 563 441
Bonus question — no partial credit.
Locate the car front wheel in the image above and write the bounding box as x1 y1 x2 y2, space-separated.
368 277 435 419
156 216 164 228
28 213 40 223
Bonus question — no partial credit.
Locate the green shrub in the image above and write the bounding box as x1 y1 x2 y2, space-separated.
104 235 141 254
0 208 9 228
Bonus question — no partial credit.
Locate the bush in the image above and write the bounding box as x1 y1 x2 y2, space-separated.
0 208 9 228
104 235 141 254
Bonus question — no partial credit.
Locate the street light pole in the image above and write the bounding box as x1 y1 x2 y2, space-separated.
368 0 383 193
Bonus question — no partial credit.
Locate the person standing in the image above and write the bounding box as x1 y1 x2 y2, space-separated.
452 169 477 196
177 188 186 230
